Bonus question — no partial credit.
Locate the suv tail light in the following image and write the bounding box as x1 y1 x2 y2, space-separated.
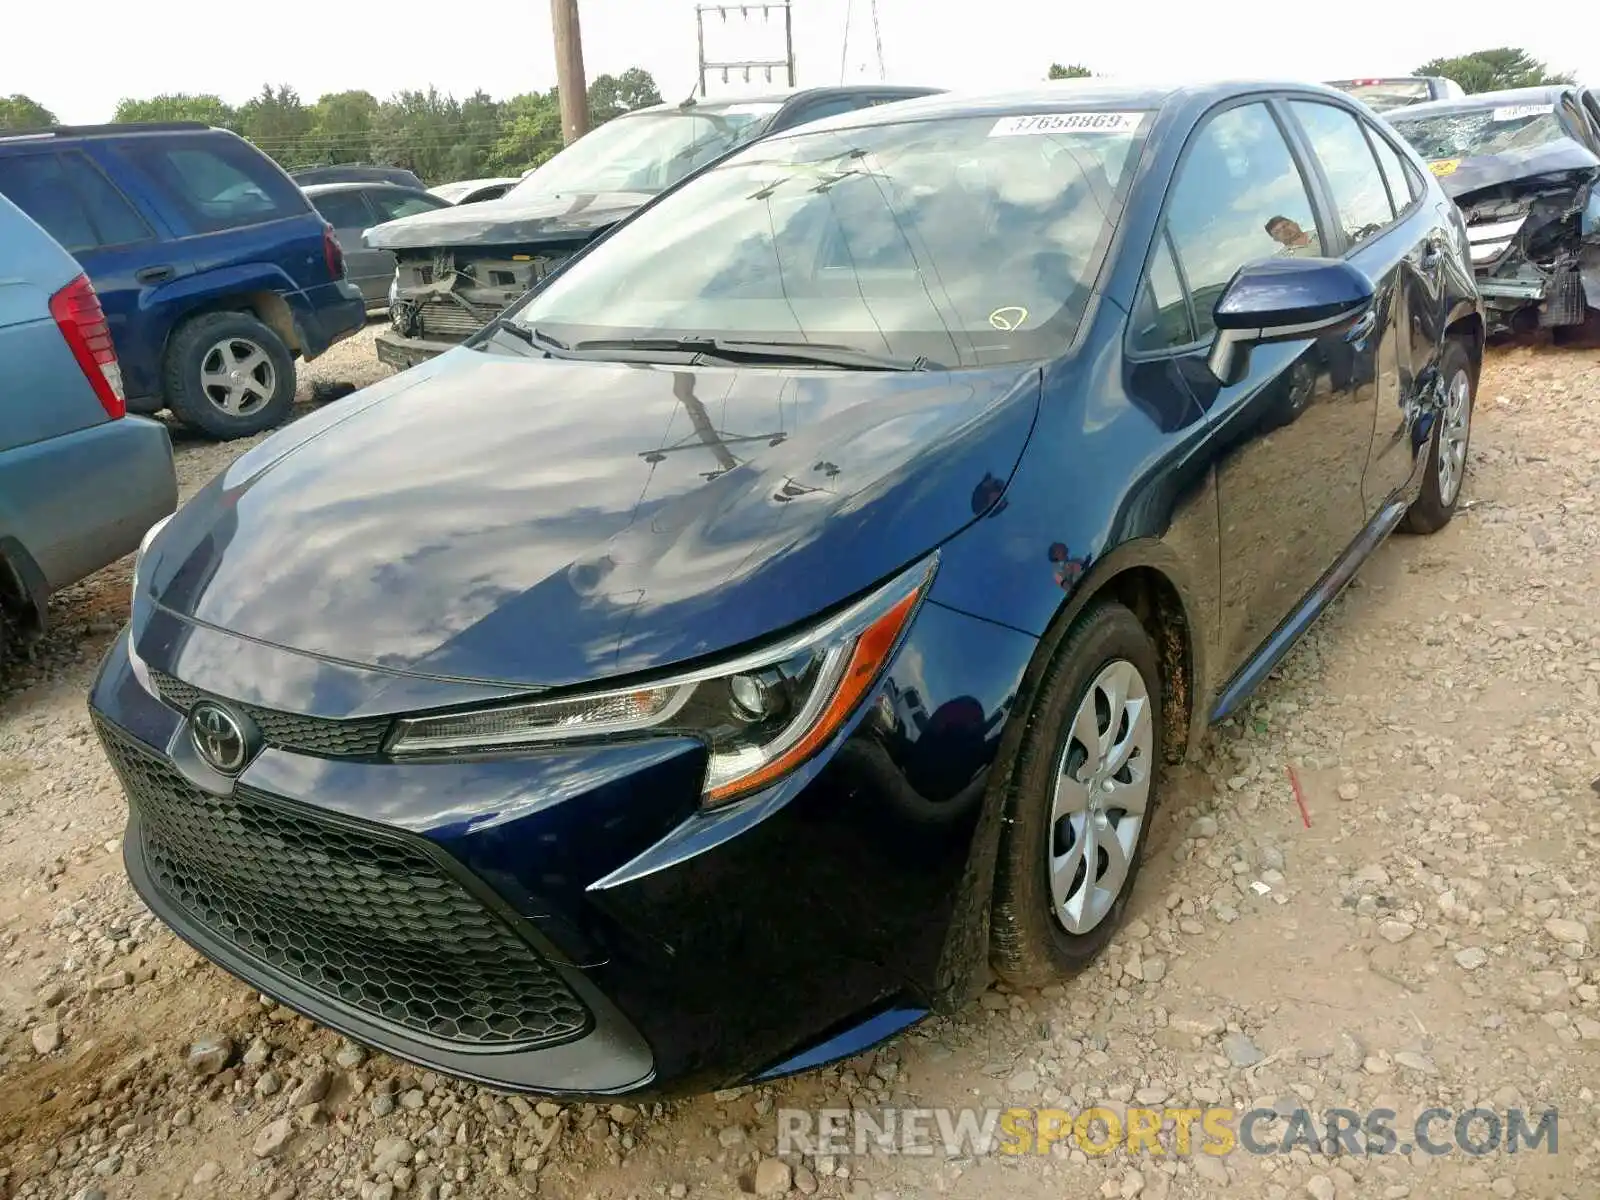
49 274 124 420
322 222 346 280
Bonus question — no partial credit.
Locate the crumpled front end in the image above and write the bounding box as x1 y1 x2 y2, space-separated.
1456 169 1600 334
379 242 588 369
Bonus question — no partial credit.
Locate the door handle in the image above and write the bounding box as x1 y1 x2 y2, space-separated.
1344 308 1378 345
134 265 175 284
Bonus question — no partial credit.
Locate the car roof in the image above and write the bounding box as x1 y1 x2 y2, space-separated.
1390 85 1574 119
302 180 426 196
0 121 216 144
750 78 1359 133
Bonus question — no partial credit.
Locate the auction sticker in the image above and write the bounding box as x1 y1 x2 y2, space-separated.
989 112 1145 137
1428 159 1460 177
1491 103 1553 121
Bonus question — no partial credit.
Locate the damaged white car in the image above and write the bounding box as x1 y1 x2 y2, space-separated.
1388 86 1600 334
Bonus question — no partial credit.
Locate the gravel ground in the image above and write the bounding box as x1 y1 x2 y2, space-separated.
2 330 1598 1200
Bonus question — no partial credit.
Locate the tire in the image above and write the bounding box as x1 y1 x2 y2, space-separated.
164 312 296 440
990 601 1164 987
1401 339 1474 535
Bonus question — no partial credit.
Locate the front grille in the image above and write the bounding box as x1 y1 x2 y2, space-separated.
97 719 592 1049
417 299 495 340
149 671 392 758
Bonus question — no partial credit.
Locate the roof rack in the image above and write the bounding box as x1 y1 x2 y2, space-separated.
0 121 213 142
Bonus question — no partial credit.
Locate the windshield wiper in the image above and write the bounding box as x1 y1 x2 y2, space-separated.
570 336 934 371
491 321 572 355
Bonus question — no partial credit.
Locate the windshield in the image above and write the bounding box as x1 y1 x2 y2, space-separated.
1332 79 1433 112
511 111 1152 367
508 105 782 198
1389 103 1566 160
430 182 473 203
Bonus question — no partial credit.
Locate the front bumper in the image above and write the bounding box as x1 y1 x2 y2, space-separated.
376 329 460 371
89 601 1035 1095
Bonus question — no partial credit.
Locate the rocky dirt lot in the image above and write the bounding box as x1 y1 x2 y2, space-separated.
1 327 1598 1200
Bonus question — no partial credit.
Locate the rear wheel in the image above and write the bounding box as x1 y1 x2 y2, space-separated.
1402 340 1474 534
991 601 1163 986
164 312 296 440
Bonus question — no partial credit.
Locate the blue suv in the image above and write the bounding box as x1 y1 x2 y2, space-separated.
0 122 366 439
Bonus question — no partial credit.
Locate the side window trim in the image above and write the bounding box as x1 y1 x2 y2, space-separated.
1123 91 1329 362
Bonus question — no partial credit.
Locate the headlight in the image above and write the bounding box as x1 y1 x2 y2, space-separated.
130 513 174 609
388 555 938 807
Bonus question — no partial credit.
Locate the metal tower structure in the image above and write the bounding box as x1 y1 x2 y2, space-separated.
695 2 796 96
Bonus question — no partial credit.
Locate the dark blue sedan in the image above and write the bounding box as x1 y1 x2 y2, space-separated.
90 81 1482 1096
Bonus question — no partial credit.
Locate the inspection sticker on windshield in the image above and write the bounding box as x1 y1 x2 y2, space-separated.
1491 103 1553 121
989 112 1144 137
1429 159 1461 177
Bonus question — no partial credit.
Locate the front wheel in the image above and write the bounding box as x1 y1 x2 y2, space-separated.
990 601 1163 986
1402 340 1474 535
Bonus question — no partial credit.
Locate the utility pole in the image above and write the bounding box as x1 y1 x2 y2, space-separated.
551 0 589 144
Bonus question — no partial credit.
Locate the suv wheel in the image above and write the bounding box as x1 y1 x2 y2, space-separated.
165 312 296 440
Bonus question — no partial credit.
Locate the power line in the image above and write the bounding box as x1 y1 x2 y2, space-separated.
869 0 887 81
838 0 853 85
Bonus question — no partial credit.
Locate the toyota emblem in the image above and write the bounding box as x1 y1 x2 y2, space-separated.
189 702 248 773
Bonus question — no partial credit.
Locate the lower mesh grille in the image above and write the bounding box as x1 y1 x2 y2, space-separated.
96 719 591 1049
418 300 495 340
149 671 392 759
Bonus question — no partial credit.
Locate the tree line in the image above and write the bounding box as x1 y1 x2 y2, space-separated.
0 69 663 185
1045 47 1572 91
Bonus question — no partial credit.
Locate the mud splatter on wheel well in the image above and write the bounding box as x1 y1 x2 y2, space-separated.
1104 567 1193 765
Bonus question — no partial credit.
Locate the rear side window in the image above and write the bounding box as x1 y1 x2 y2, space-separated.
1288 101 1395 247
368 190 448 222
1365 124 1419 211
119 137 306 232
0 151 151 252
311 190 372 230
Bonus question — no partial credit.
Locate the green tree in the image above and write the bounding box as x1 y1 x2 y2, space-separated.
307 90 381 164
113 93 235 127
490 90 563 176
450 90 505 179
237 85 314 165
589 68 662 123
373 87 467 183
0 94 57 130
1412 47 1573 93
1048 63 1094 80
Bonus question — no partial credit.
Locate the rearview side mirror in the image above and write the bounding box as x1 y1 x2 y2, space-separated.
1206 257 1375 386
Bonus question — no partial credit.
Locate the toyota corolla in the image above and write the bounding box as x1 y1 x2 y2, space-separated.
91 82 1481 1096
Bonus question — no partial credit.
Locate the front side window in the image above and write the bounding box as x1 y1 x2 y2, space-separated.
1164 102 1323 342
512 111 1153 366
369 190 449 222
1289 101 1395 247
1130 232 1193 351
120 138 305 232
510 106 783 198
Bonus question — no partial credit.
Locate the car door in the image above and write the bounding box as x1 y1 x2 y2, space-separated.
1138 98 1376 679
1282 98 1430 518
0 148 170 406
309 189 385 304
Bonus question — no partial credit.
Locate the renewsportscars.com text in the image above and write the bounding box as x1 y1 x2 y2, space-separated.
777 1106 1559 1158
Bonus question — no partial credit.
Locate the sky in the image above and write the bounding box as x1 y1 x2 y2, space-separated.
12 0 1600 125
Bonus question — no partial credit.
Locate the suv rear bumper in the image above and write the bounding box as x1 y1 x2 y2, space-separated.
376 329 460 371
297 281 367 360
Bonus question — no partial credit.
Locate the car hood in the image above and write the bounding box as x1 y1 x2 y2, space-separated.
143 348 1040 691
363 189 655 251
1425 137 1600 200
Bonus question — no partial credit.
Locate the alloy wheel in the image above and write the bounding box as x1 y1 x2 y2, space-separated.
200 337 277 417
1436 367 1472 507
1048 658 1154 935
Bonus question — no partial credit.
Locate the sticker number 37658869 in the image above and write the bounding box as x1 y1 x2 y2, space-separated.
989 112 1146 138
